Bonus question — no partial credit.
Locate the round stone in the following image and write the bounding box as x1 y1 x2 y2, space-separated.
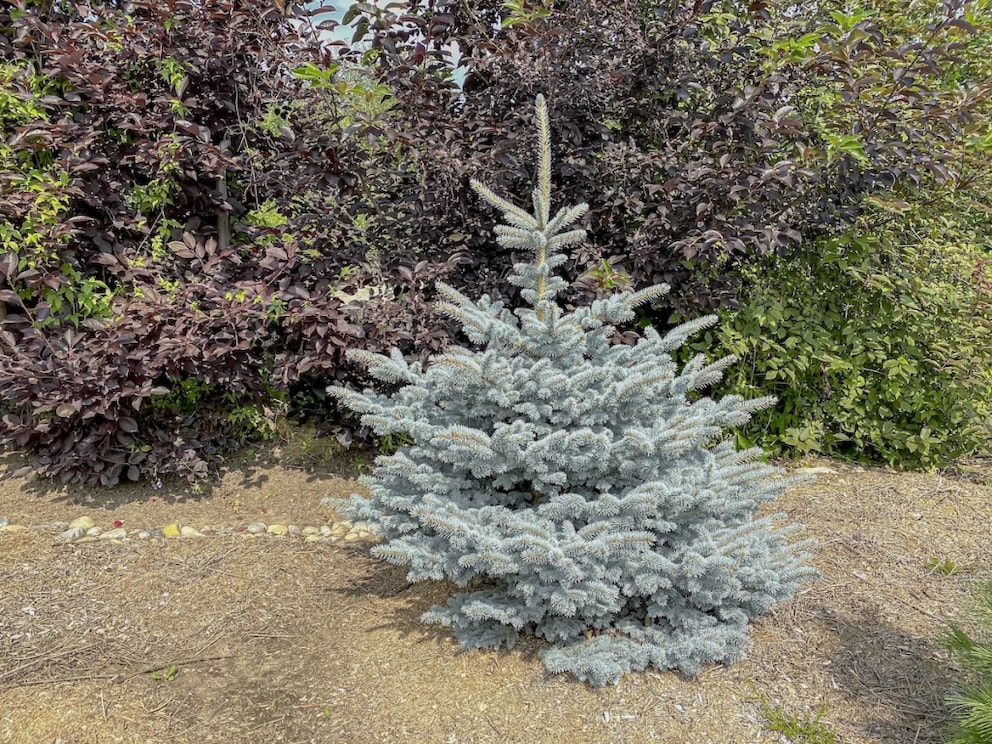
136 531 151 539
302 526 319 537
69 516 95 531
180 526 204 538
246 522 267 534
330 522 351 538
85 526 102 537
100 528 128 540
267 524 288 536
343 532 360 542
58 526 85 541
36 522 68 533
319 525 332 537
288 525 302 537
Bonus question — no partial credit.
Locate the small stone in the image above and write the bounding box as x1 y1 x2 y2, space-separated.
136 531 151 539
180 526 203 538
303 526 319 537
288 525 302 537
247 522 267 534
100 528 128 540
149 529 164 539
58 526 85 541
323 536 340 544
352 521 370 533
343 531 360 542
319 525 332 537
69 516 95 531
0 524 27 533
85 526 102 537
797 466 837 476
304 534 323 543
330 522 351 537
161 523 181 539
267 524 288 536
0 517 9 528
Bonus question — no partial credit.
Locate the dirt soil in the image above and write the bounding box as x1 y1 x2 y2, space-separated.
1 451 990 744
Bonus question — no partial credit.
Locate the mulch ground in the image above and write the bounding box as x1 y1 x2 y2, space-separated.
1 452 990 744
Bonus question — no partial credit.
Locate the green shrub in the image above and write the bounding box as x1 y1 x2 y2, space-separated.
0 62 109 326
944 583 992 744
690 224 992 468
760 698 839 744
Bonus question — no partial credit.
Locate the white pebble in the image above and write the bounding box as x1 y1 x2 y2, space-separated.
57 527 85 541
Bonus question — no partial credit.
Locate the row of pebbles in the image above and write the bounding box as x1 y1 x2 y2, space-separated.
0 515 377 545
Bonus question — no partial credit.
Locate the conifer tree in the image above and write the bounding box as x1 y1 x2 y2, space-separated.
327 96 815 686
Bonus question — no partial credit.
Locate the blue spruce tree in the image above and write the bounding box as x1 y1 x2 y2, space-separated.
327 96 816 686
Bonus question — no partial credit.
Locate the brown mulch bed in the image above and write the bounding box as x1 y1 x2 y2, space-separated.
1 453 990 743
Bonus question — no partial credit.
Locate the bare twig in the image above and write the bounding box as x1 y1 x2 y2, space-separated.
0 672 117 690
888 592 949 624
0 643 99 682
113 654 233 684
